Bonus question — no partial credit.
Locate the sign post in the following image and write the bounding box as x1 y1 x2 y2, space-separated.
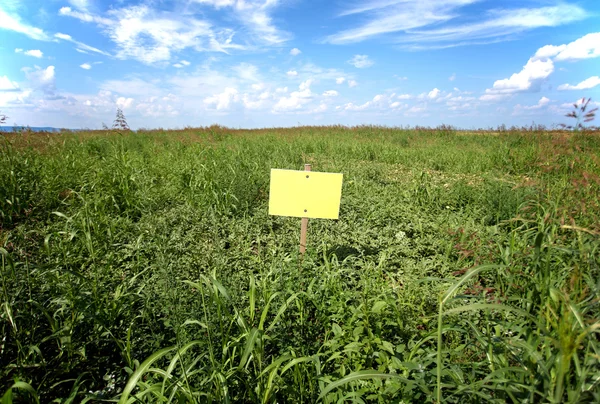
269 165 343 255
299 164 311 254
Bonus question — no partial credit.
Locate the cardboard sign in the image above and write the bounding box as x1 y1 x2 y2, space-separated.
269 169 343 219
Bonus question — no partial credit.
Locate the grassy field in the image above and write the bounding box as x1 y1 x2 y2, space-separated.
1 126 599 403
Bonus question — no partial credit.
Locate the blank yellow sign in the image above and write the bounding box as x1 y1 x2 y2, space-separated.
269 169 343 219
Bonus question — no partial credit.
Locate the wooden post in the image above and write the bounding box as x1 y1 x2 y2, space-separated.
300 164 311 255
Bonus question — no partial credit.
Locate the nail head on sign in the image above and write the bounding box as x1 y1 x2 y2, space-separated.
304 209 307 212
306 175 309 178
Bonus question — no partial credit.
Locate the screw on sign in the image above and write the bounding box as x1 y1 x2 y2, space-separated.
268 164 343 255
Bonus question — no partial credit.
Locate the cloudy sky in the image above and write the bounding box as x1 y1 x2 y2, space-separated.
0 0 599 129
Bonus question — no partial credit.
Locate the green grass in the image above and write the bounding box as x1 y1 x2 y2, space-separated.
1 126 599 402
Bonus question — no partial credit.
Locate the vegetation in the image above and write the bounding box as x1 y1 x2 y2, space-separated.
560 97 598 131
1 125 599 402
113 108 130 131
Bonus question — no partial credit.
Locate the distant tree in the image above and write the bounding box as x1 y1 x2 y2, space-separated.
102 122 109 130
112 108 130 131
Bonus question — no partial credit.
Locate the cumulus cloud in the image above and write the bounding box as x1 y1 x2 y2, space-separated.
15 48 43 58
482 57 554 100
348 80 357 88
286 70 298 77
512 96 552 115
20 65 62 101
116 96 134 109
427 88 441 99
24 66 56 88
348 54 373 68
25 49 43 58
290 47 301 56
534 33 600 62
483 32 600 101
80 63 91 70
449 73 456 81
204 87 239 110
557 76 600 91
323 90 338 97
0 75 20 91
336 77 346 84
273 79 314 111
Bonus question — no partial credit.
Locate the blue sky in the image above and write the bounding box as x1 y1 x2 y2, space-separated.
0 0 599 129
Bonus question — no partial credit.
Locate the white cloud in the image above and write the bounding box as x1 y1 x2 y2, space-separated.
312 103 327 113
192 0 291 45
342 101 371 111
275 86 288 93
59 6 112 25
427 88 441 99
173 60 192 68
558 76 600 91
336 77 346 84
286 70 298 77
54 33 111 56
232 63 261 82
483 57 554 98
513 96 552 114
24 66 55 87
25 49 43 58
348 80 357 88
20 65 60 101
479 94 507 102
299 79 313 90
290 47 301 56
116 96 134 109
204 87 240 110
0 7 49 40
348 54 373 68
534 33 600 62
59 4 246 64
80 63 92 70
0 76 20 91
324 1 587 49
449 73 456 81
406 105 426 114
397 94 412 99
323 90 338 97
482 32 600 101
15 48 44 59
273 79 314 111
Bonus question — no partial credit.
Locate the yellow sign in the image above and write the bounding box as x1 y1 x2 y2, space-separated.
269 169 343 219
